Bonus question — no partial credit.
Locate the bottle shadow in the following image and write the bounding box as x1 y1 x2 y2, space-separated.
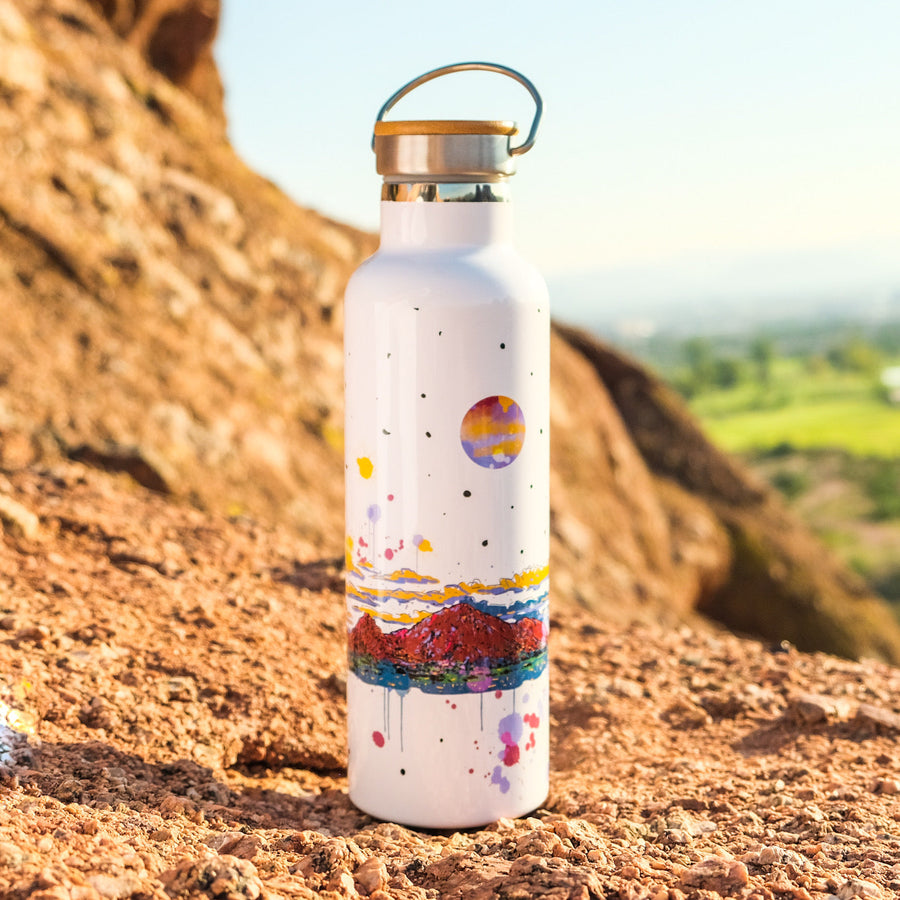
15 736 364 835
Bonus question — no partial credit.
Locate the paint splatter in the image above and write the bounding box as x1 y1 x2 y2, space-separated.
491 765 510 794
357 457 373 478
367 504 381 523
372 731 385 747
460 395 525 469
498 711 524 767
502 743 520 766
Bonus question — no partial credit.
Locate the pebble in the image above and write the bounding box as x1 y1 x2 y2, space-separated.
836 879 883 899
870 777 900 795
0 839 30 867
854 704 900 734
87 872 144 899
354 856 388 895
160 856 262 899
678 857 749 894
0 493 40 538
787 692 849 724
206 832 262 860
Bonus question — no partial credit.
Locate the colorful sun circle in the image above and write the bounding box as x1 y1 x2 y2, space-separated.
460 395 525 469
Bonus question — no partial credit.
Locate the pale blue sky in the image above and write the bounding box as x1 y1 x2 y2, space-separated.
216 1 900 320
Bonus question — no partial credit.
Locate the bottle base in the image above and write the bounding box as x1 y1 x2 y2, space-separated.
346 670 550 830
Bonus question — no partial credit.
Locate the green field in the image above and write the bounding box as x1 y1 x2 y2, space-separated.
689 359 900 457
637 327 900 606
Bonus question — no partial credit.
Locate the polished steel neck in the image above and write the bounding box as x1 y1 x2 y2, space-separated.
381 182 511 203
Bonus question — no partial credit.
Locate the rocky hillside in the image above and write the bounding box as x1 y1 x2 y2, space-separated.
2 0 898 661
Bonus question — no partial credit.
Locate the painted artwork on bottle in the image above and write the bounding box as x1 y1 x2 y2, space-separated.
344 206 550 827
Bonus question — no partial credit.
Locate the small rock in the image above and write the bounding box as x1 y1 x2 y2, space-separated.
660 698 711 729
87 872 144 899
166 676 198 702
786 692 848 724
15 624 51 645
854 704 900 734
679 857 749 894
206 832 262 860
0 493 40 538
354 856 388 896
29 888 69 900
68 443 173 494
836 879 883 899
326 870 356 895
0 839 29 867
870 777 900 795
160 855 262 899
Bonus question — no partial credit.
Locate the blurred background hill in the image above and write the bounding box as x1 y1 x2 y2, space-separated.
0 0 898 662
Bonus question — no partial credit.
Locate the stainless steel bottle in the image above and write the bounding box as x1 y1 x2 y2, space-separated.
344 63 549 828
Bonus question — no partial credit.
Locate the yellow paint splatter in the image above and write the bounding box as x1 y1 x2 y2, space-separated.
357 457 373 479
418 539 433 552
497 395 514 412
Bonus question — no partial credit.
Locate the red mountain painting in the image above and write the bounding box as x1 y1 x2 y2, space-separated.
348 603 547 694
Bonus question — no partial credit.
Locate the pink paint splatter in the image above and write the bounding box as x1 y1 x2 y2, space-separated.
498 712 524 767
523 712 540 728
372 731 385 748
384 548 393 560
502 743 520 766
387 494 394 501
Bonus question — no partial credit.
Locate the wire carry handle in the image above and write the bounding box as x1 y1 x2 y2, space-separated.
373 62 543 156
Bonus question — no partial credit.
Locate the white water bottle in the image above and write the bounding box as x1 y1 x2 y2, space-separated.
344 63 549 828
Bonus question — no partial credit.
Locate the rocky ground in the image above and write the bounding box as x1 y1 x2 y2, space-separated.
3 464 900 900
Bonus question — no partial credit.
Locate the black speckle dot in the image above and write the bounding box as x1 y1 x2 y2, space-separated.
387 352 391 358
382 428 390 435
400 768 406 775
421 393 426 398
482 540 488 547
425 431 431 438
510 504 515 509
439 738 444 742
413 307 419 311
438 330 443 336
500 342 506 349
463 490 471 498
520 549 524 554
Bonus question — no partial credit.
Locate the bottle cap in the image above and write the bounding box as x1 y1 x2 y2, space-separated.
373 64 541 183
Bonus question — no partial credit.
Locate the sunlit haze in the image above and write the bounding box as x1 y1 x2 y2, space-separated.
216 1 900 327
